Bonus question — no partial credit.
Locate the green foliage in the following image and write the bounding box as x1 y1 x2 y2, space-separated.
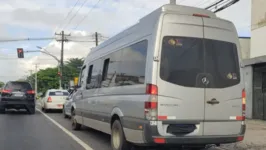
0 81 4 88
25 58 84 93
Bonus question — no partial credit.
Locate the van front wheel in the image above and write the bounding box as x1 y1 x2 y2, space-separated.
111 120 130 150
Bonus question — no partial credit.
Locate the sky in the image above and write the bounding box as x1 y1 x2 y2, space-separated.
0 0 251 83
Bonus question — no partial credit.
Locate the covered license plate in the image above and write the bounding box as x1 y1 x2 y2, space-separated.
57 104 63 107
14 93 24 97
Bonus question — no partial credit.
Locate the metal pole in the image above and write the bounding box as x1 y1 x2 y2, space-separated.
60 31 64 89
58 63 62 89
35 64 38 98
95 32 98 46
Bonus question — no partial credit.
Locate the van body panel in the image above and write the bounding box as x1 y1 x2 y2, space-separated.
156 14 205 136
202 18 244 136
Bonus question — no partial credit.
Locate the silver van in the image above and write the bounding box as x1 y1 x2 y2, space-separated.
72 3 246 150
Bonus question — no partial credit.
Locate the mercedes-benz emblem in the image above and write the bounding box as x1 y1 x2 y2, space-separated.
202 77 209 85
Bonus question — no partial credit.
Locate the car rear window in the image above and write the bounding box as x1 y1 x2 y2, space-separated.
160 36 240 88
5 82 32 91
49 91 69 96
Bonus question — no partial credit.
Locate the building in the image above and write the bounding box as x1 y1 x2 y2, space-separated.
242 0 266 120
250 0 266 58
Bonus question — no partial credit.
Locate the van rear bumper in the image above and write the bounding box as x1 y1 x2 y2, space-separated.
143 123 246 145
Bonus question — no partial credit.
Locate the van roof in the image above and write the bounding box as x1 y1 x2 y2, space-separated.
88 4 216 57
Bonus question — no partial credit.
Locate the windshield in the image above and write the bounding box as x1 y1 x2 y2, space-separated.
160 36 240 88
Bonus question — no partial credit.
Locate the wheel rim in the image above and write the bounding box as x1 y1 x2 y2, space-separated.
112 126 121 149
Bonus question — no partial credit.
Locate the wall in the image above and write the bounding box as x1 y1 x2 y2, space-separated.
250 0 266 58
239 38 250 59
243 66 253 119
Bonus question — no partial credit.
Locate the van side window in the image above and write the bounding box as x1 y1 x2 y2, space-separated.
91 59 102 88
101 51 122 88
86 65 93 89
120 40 148 85
78 66 86 87
102 58 110 81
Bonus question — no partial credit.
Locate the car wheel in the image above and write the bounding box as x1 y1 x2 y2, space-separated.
0 107 5 114
63 107 68 118
71 109 81 130
111 120 131 150
28 106 35 115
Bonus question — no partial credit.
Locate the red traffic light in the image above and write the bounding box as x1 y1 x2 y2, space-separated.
17 48 24 58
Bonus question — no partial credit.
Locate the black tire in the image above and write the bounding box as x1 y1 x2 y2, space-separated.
71 109 81 130
0 107 5 114
43 108 48 113
63 107 68 118
28 106 35 115
111 120 130 150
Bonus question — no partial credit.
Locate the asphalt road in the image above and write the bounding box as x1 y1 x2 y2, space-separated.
0 107 234 150
0 109 84 150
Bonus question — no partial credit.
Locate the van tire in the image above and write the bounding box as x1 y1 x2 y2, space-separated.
71 109 81 130
111 120 130 150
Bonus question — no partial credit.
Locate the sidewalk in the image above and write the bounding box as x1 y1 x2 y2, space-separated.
227 120 266 150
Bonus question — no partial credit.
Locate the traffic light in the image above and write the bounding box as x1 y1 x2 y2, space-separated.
17 48 24 58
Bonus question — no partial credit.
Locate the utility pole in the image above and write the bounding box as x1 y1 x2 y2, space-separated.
35 64 38 97
55 31 70 89
95 32 98 46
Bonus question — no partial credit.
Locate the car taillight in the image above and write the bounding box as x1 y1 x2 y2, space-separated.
145 84 158 120
242 89 246 120
47 97 52 103
2 89 11 93
27 90 35 94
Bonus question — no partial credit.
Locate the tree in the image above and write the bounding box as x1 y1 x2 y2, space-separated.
0 81 4 88
25 57 84 92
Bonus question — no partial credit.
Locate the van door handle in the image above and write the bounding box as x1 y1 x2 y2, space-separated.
207 98 220 105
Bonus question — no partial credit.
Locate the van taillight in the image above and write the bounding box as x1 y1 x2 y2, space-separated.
47 97 52 103
193 13 210 18
145 95 158 121
27 90 35 94
146 84 158 95
242 89 246 120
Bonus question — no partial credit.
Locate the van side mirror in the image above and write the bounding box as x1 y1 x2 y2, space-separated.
66 97 69 100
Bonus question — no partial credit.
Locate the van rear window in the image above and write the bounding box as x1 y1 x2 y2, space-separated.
160 36 240 88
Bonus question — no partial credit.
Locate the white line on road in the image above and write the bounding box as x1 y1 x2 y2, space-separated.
36 109 93 150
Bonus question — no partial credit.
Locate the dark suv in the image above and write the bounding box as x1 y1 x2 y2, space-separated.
0 81 35 114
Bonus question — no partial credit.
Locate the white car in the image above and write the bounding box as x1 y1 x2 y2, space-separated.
63 91 76 118
40 89 69 112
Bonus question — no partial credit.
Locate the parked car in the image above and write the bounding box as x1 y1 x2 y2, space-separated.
63 90 76 118
0 81 35 114
71 3 246 150
40 89 69 113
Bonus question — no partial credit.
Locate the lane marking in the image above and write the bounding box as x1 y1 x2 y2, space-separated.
36 109 93 150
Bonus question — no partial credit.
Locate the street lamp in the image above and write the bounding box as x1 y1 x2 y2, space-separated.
36 46 62 89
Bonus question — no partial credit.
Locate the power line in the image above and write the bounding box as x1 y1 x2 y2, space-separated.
63 0 89 30
74 0 102 29
0 37 55 42
57 0 82 30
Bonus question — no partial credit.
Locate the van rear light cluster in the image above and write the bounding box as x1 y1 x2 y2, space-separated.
241 89 246 121
193 13 210 18
145 84 158 121
47 97 52 103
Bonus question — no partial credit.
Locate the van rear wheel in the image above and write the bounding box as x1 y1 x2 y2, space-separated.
111 120 130 150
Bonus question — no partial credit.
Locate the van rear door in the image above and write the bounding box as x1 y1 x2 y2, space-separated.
202 18 243 136
156 14 205 136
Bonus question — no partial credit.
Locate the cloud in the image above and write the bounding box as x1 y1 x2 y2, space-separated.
0 0 251 82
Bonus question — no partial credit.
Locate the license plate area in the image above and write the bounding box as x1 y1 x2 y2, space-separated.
167 124 197 135
57 104 63 108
